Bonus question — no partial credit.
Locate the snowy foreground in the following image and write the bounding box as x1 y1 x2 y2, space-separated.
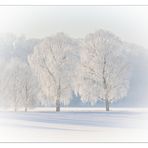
0 107 148 142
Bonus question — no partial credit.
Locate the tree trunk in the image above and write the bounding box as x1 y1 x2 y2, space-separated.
56 99 60 112
105 99 109 111
25 107 27 112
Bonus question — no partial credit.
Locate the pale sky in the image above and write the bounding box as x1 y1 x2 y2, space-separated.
0 6 148 48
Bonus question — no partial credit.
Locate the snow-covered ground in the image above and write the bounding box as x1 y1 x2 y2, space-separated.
0 107 148 142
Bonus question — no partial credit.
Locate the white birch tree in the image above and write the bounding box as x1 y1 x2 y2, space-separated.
76 30 130 111
29 33 78 112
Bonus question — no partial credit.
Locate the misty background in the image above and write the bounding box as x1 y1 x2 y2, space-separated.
0 6 148 107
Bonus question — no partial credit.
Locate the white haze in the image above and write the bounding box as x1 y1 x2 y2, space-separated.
0 6 148 49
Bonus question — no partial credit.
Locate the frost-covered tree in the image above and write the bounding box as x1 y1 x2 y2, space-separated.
2 58 24 111
0 33 16 60
76 30 130 111
1 58 39 111
0 33 39 62
20 64 40 112
29 33 78 112
0 59 8 107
